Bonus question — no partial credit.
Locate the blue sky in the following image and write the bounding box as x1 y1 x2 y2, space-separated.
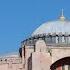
0 0 70 54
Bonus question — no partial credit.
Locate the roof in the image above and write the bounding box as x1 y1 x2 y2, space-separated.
32 10 70 36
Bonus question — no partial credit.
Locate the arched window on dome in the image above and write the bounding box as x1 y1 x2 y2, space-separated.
51 33 56 44
58 36 62 44
62 36 65 43
52 36 56 43
64 33 69 44
64 36 69 44
68 36 70 44
56 35 59 43
45 35 52 44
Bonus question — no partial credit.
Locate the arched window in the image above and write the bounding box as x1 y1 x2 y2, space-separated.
45 35 52 44
68 36 70 44
52 36 56 43
50 57 70 70
56 35 58 43
65 36 69 44
62 36 65 43
58 36 62 43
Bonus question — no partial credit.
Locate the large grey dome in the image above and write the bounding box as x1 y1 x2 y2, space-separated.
32 20 70 36
23 11 70 46
32 13 70 36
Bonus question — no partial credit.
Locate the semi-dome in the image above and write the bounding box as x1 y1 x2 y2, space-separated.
32 10 70 36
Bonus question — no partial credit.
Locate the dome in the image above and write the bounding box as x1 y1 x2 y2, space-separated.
32 10 70 36
23 10 70 46
32 20 70 36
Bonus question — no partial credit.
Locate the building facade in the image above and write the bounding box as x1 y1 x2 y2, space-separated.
0 11 70 70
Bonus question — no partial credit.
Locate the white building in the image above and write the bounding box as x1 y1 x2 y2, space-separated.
0 10 70 70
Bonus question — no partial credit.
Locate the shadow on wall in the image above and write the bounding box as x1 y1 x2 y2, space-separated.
28 55 32 70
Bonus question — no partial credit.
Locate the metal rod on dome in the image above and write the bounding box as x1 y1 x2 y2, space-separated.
61 9 64 17
59 9 65 20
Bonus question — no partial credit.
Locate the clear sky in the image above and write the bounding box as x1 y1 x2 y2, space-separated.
0 0 70 55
